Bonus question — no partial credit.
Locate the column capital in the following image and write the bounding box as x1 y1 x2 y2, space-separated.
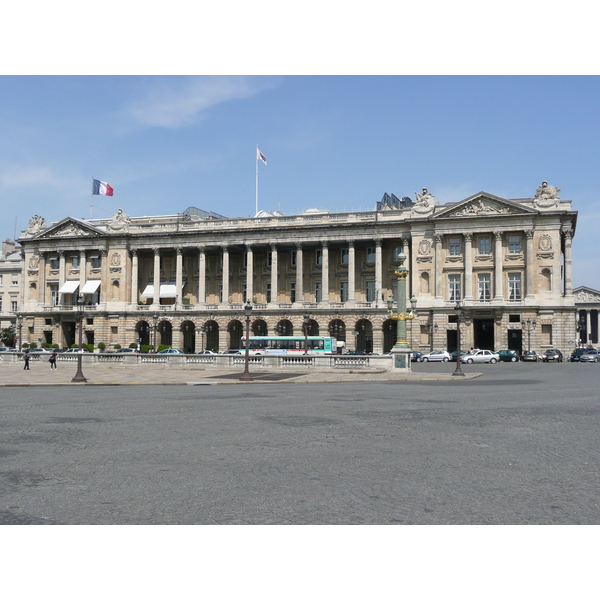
525 229 534 239
434 234 443 244
129 249 137 257
562 228 573 241
176 246 183 255
494 231 503 241
221 244 229 251
100 248 108 257
347 240 354 248
295 241 302 250
57 249 65 257
374 238 382 247
464 232 472 242
321 240 328 249
270 243 277 251
245 243 253 251
153 247 161 255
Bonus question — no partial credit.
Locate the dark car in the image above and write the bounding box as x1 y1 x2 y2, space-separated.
521 350 539 362
345 350 367 356
542 349 563 362
570 348 589 362
450 350 468 362
498 349 520 362
411 351 424 362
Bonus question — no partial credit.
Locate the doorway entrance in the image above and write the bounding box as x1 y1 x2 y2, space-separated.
446 329 457 353
474 319 494 350
508 329 523 353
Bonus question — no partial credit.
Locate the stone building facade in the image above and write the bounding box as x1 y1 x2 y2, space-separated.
0 240 22 332
573 286 600 347
15 183 578 355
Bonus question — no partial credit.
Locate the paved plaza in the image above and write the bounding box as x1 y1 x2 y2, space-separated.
1 361 599 524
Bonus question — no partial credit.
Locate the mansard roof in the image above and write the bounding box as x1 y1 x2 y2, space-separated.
433 192 539 220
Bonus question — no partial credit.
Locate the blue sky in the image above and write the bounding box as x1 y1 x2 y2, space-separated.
1 75 598 289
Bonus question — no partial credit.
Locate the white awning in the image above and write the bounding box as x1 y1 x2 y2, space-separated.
159 282 177 298
81 280 101 294
140 284 154 299
58 280 80 294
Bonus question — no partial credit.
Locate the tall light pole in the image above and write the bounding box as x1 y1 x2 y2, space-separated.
15 312 23 351
152 313 159 353
71 293 87 382
303 313 310 355
196 324 206 353
452 301 465 377
521 318 536 352
239 300 253 381
386 252 417 369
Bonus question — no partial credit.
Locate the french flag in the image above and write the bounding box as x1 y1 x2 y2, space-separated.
92 178 114 196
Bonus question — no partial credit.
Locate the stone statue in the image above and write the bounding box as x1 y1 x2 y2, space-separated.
412 188 435 215
107 208 131 232
533 181 560 209
27 215 46 232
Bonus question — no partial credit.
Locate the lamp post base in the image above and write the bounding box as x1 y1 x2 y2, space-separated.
71 373 88 383
391 347 412 371
239 371 253 382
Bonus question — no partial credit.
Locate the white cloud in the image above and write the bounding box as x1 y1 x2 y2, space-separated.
121 76 277 129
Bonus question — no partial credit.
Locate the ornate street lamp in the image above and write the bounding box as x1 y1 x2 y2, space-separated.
152 313 159 353
15 312 23 351
521 317 537 352
196 323 206 352
303 313 310 355
239 300 253 381
71 293 87 382
387 252 417 369
452 301 465 377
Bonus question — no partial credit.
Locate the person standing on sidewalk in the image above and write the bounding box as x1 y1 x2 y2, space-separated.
49 349 58 370
23 348 30 370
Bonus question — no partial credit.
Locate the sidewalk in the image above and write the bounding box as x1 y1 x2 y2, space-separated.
0 362 482 386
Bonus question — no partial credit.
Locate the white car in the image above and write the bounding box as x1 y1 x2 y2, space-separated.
461 349 499 364
419 350 451 362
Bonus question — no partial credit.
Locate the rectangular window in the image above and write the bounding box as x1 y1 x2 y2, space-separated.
87 318 94 326
0 298 3 312
11 300 17 311
290 250 297 266
90 255 101 269
290 282 296 303
449 274 461 301
267 251 272 267
242 284 247 303
341 248 349 265
391 279 398 301
393 246 402 262
50 284 59 306
508 235 521 254
449 238 461 256
45 318 52 326
366 247 376 264
71 255 80 269
266 283 271 303
0 274 2 285
243 253 248 268
315 281 322 303
315 249 322 265
218 283 223 303
509 314 521 323
478 273 491 300
478 236 491 255
541 324 552 345
508 273 522 300
366 280 376 302
49 256 59 270
11 277 18 286
340 281 348 302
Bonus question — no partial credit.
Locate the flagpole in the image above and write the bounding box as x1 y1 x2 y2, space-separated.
255 145 259 215
90 177 94 219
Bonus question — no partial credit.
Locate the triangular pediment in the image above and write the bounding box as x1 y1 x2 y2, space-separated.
34 217 105 239
435 192 538 219
574 286 600 304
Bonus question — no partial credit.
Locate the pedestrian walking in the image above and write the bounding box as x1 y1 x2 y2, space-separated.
23 348 30 370
49 349 57 370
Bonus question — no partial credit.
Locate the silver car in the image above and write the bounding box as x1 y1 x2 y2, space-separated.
461 349 499 364
419 350 451 362
580 350 598 363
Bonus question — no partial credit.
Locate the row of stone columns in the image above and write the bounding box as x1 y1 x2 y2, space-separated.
141 240 393 306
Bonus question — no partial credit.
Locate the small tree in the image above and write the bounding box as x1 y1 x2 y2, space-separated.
52 343 59 349
29 342 38 349
98 342 106 352
157 344 171 353
0 326 15 347
22 342 29 349
129 342 138 349
114 344 121 350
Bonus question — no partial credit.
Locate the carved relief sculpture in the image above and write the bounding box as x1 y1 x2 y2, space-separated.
533 181 560 209
412 188 435 215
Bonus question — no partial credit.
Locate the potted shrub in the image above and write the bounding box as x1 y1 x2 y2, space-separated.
114 344 121 351
98 342 106 353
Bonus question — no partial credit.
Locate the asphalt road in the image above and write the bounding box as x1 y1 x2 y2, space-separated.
1 361 599 524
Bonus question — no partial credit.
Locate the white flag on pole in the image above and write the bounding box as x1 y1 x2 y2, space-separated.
257 148 267 165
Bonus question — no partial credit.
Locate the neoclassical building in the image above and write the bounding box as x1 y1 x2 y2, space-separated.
15 182 578 355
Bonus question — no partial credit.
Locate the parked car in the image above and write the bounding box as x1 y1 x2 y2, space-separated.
461 349 500 364
521 350 539 362
542 349 563 362
450 350 468 362
29 348 51 353
157 348 184 354
570 348 589 362
411 351 424 362
345 350 367 356
221 349 242 355
196 350 216 355
498 349 520 362
0 347 18 352
419 350 451 362
116 347 138 353
65 347 91 353
580 350 598 363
